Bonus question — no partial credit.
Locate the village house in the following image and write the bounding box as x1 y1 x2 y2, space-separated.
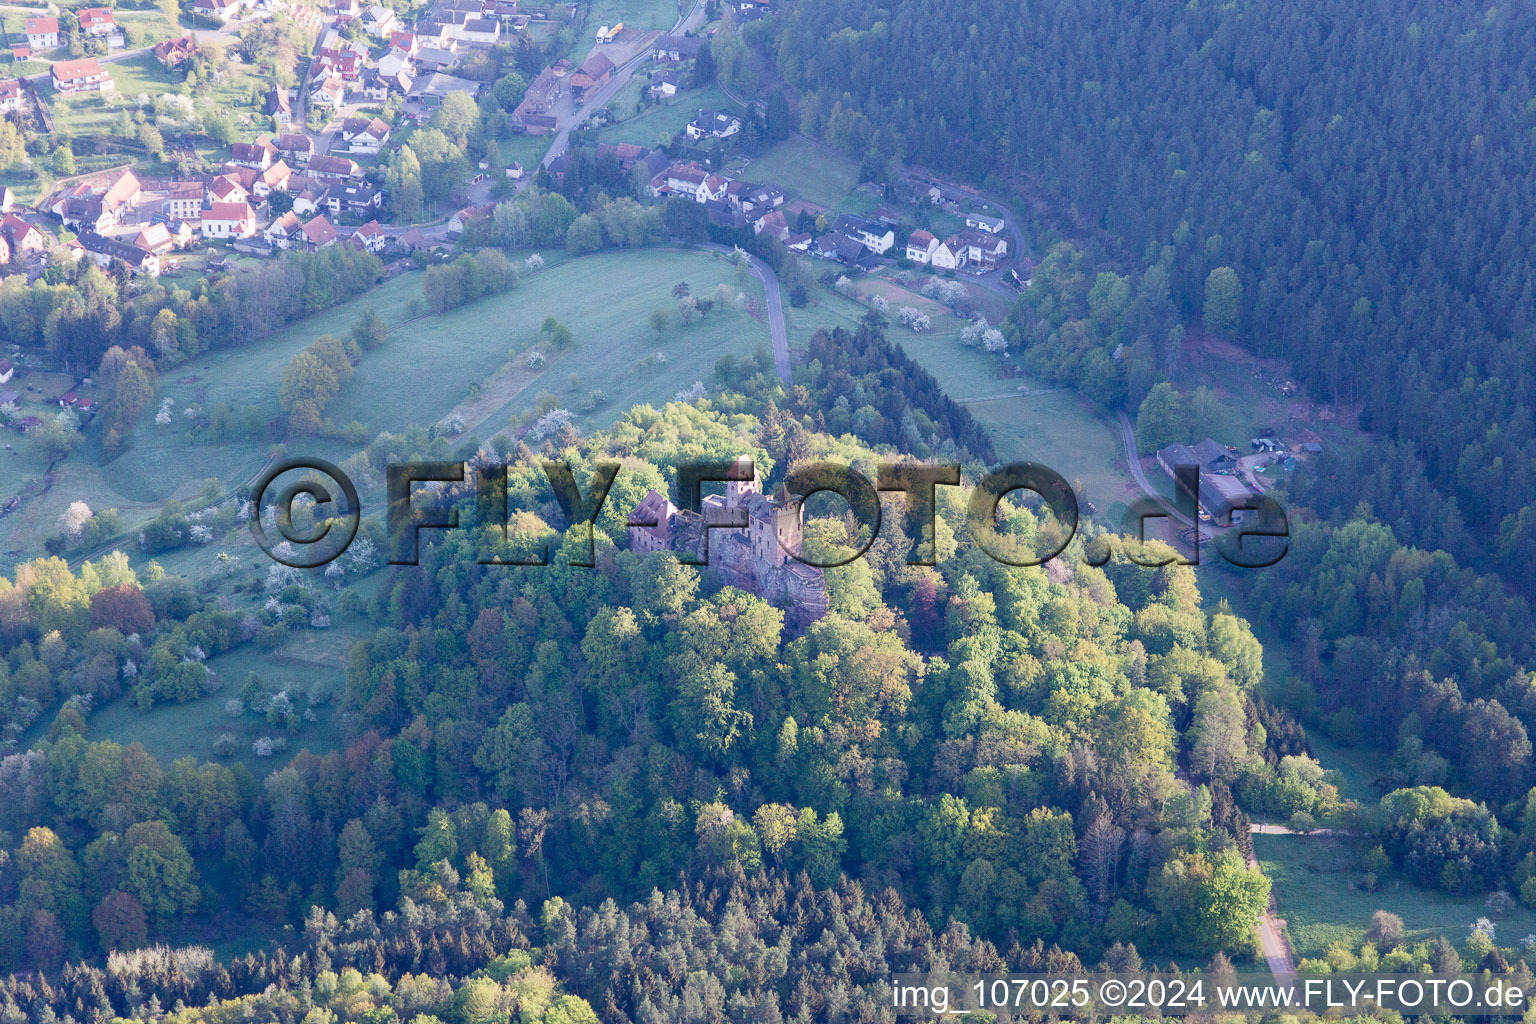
510 66 563 133
3 214 48 256
300 215 339 249
686 109 742 140
832 213 895 255
342 116 391 154
311 74 347 108
653 33 705 61
255 160 292 197
188 0 245 22
264 210 302 248
932 233 967 270
307 154 362 181
201 201 257 238
965 211 1004 234
277 133 314 165
290 183 327 217
953 225 1007 269
52 57 113 94
905 228 939 263
132 223 176 255
76 7 118 39
377 49 412 78
457 15 500 43
0 80 22 115
76 232 160 276
414 45 459 73
264 85 292 126
206 174 249 205
58 197 113 234
753 209 789 241
448 203 492 234
0 359 12 384
155 35 199 68
649 69 678 97
361 4 399 35
696 173 730 203
325 182 382 217
813 231 878 271
738 183 785 215
347 219 386 252
0 187 11 213
52 170 141 230
220 164 261 193
230 137 278 170
595 141 652 171
24 16 60 49
653 161 708 198
389 30 419 55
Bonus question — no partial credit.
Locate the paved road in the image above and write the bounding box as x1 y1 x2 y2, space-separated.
535 0 706 175
1115 410 1194 528
701 242 788 382
754 253 789 382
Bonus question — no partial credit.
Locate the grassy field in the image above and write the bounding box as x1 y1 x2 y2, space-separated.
1 248 767 571
776 263 1135 516
742 137 865 211
895 328 1134 518
498 133 552 174
1256 832 1536 959
88 614 372 772
593 82 744 146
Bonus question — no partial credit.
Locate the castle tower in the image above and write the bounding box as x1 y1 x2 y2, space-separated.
770 483 803 560
724 453 760 507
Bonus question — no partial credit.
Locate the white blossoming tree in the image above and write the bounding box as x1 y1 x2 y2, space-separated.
57 501 93 541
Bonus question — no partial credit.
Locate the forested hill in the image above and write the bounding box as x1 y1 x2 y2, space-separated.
762 0 1536 562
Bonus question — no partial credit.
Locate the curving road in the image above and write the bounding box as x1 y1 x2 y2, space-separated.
701 242 788 382
750 254 790 382
1116 410 1194 528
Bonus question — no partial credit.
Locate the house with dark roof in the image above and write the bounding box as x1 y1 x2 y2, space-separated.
686 109 742 140
653 33 705 61
308 154 362 181
649 69 679 97
76 232 160 276
831 213 894 254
